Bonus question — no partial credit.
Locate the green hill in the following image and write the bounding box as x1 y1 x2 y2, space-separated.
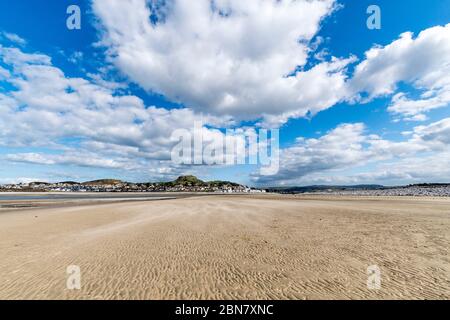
29 181 50 185
155 175 243 188
208 180 240 187
82 179 123 186
173 175 205 186
59 181 79 185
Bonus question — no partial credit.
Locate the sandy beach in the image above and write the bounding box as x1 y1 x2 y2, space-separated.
0 194 449 300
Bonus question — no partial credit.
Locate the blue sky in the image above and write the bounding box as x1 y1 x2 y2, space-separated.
1 0 450 186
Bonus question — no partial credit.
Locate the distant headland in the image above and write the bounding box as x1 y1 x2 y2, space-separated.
0 175 265 193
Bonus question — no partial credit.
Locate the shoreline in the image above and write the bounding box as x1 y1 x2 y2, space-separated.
2 192 450 205
0 192 261 213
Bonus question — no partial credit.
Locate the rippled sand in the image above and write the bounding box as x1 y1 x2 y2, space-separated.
0 195 449 299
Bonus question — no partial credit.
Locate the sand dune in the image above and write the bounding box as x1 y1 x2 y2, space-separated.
0 195 449 299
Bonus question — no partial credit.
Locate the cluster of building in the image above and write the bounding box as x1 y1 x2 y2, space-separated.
0 177 265 194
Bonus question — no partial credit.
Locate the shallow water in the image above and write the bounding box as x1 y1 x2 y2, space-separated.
0 193 178 201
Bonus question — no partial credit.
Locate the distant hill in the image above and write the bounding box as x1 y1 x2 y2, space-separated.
59 181 79 185
159 175 243 188
29 181 50 185
208 180 241 187
268 184 385 194
82 179 124 186
11 175 249 191
173 175 204 186
406 183 450 188
74 175 243 188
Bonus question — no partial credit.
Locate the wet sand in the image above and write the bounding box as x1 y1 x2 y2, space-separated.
0 195 449 299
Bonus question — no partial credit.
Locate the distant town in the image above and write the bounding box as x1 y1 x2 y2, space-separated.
1 176 450 197
0 175 265 194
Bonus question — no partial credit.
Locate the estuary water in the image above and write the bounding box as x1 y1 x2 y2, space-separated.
0 193 179 202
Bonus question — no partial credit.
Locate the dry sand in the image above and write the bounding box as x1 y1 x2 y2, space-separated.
0 195 449 300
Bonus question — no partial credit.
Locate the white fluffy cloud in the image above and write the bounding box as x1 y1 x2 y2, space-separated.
412 117 450 146
93 1 450 125
351 24 450 121
93 0 355 123
348 153 450 184
252 118 450 185
0 45 236 178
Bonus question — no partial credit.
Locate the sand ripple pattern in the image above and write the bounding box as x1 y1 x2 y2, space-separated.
0 196 449 299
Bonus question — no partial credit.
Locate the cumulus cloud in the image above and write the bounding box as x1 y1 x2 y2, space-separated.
0 45 236 178
0 46 51 66
93 1 450 125
388 91 450 122
349 153 450 184
252 118 450 186
92 0 356 123
252 123 373 185
351 24 450 121
412 117 450 145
